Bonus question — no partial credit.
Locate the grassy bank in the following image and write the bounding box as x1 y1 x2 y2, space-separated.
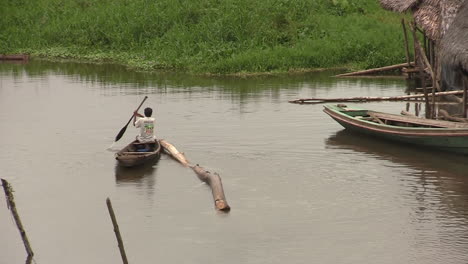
0 0 407 74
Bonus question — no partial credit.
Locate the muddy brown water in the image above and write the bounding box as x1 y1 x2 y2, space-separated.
1 60 468 264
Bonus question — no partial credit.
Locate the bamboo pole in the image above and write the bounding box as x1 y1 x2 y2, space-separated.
289 90 465 104
401 19 411 67
159 140 231 212
106 198 129 264
335 62 414 77
1 179 34 257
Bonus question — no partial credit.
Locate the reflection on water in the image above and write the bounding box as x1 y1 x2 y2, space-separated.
0 58 406 100
1 60 468 264
326 130 468 175
326 130 468 223
114 161 158 183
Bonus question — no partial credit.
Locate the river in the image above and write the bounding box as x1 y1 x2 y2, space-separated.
1 60 467 264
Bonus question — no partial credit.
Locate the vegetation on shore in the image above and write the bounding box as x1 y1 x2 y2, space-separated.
0 0 407 74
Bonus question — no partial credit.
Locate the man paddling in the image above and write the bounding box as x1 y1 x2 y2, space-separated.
133 107 156 148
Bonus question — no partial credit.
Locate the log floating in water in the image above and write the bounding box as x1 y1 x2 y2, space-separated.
289 90 465 104
160 139 230 211
159 139 190 166
1 179 34 258
335 62 415 77
192 165 230 211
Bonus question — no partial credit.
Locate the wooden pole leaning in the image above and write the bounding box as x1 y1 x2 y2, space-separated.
410 23 441 93
159 139 230 211
463 75 468 118
418 47 431 118
106 198 129 264
1 179 34 258
401 19 411 68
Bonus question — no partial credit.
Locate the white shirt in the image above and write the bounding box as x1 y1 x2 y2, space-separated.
135 117 156 143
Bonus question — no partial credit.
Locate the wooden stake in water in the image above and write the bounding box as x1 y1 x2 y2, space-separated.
1 179 34 257
106 198 129 264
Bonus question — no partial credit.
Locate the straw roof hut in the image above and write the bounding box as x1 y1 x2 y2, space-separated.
380 0 467 93
379 0 464 41
440 0 468 90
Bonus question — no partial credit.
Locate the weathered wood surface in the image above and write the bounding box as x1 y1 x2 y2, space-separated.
289 90 465 104
1 179 34 257
192 165 230 211
401 110 415 116
335 62 415 77
160 140 230 211
439 109 468 123
159 139 190 166
368 112 385 124
106 198 129 264
371 111 468 128
115 140 161 167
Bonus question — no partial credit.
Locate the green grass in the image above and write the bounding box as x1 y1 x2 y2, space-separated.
0 0 408 74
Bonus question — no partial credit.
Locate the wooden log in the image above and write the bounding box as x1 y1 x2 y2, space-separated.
1 179 34 257
192 165 230 211
159 139 190 166
106 198 129 264
335 62 415 77
160 140 231 212
289 90 465 104
438 109 468 123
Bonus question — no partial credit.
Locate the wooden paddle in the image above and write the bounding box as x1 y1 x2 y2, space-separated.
114 96 148 142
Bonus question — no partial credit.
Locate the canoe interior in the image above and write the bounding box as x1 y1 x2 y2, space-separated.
115 140 161 167
327 105 468 129
323 104 468 154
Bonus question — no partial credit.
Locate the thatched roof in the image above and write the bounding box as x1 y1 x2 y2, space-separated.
440 0 468 73
414 1 441 40
379 0 464 40
379 0 418 12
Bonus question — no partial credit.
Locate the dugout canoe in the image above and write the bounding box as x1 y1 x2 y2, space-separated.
323 104 468 154
115 140 161 167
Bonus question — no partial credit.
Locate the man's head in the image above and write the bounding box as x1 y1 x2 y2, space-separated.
144 107 153 117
